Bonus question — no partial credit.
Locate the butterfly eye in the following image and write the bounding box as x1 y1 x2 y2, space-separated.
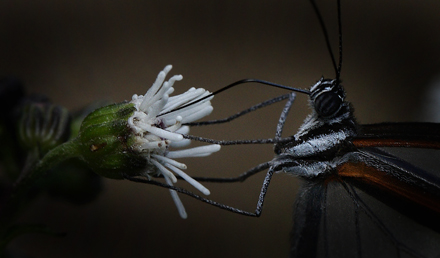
314 91 342 118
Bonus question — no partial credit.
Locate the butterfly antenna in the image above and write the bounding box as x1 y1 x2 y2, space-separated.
336 0 343 83
159 78 309 117
310 0 343 83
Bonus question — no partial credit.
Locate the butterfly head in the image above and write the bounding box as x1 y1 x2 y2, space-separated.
309 77 346 119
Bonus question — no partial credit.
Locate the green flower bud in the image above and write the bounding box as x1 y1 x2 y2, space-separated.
74 102 150 179
17 98 71 154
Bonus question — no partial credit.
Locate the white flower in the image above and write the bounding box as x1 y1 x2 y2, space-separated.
128 65 220 219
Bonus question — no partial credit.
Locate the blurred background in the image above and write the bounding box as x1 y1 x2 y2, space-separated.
1 0 440 257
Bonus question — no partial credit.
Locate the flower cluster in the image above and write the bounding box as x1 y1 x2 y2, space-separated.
126 65 220 218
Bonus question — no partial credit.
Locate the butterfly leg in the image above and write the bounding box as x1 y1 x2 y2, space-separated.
275 92 296 138
123 165 277 217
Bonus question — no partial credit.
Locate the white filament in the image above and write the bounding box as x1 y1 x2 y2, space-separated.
127 65 218 219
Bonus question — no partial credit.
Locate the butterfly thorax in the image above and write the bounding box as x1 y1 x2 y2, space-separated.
273 78 358 178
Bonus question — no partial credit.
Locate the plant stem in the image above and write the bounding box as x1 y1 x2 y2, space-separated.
0 138 81 250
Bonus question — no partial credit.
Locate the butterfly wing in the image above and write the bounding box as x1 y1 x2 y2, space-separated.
353 122 440 149
352 122 440 217
290 122 440 258
291 169 440 258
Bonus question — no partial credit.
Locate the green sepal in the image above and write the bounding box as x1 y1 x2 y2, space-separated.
70 100 110 139
74 102 152 179
79 102 135 130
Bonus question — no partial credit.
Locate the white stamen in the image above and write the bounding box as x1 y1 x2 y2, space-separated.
180 105 213 124
151 159 177 183
141 72 167 110
169 139 191 148
152 154 187 169
137 124 183 141
166 144 221 159
140 140 168 150
163 175 187 219
143 82 172 112
161 99 211 121
165 163 210 195
146 94 169 120
165 116 182 132
175 125 190 135
161 88 209 113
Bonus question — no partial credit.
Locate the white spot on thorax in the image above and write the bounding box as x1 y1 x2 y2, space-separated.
289 130 348 157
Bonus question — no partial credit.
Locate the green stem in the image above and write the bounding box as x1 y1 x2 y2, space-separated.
0 137 81 250
32 137 81 181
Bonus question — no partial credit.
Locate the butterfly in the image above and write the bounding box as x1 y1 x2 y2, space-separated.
126 1 440 257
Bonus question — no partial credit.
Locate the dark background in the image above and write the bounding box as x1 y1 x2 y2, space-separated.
1 1 440 257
